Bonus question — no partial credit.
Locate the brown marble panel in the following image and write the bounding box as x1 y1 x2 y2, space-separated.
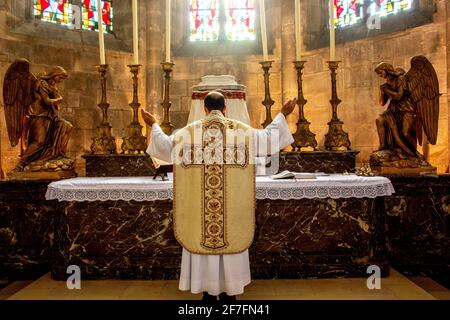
52 200 181 280
82 154 156 177
279 151 359 174
385 175 450 287
50 197 387 280
250 197 388 278
0 180 56 280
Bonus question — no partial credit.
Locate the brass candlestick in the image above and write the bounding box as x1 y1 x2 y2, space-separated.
121 64 147 154
90 64 117 155
160 62 175 135
291 61 318 151
324 61 351 151
260 61 275 128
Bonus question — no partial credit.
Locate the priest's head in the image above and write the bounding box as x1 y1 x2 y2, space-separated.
204 91 227 115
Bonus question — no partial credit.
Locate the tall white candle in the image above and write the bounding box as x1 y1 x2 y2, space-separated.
294 0 301 61
132 0 139 65
165 0 171 63
259 0 268 61
329 0 336 61
97 0 106 64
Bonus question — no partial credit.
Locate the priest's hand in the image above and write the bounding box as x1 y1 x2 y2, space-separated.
141 109 157 127
281 98 298 117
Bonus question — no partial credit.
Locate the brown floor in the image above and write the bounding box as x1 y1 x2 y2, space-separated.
409 276 450 300
1 269 448 300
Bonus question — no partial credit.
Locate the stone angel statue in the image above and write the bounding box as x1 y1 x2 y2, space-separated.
371 56 440 173
2 59 75 179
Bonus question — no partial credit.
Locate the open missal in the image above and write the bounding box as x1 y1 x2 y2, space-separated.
270 170 318 180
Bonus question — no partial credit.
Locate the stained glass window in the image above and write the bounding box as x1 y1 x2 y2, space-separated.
190 0 256 42
82 0 113 33
334 0 414 28
225 0 256 41
334 0 364 27
33 0 113 33
190 0 220 41
33 0 74 27
378 0 414 17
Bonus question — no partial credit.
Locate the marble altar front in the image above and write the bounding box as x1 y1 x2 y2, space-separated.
2 175 448 287
45 175 394 280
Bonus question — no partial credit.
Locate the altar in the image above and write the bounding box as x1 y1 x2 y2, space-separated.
187 75 250 125
45 175 394 280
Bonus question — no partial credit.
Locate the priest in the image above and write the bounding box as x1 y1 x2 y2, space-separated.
142 92 296 301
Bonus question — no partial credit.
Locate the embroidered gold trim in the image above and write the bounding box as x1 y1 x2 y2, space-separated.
173 111 255 255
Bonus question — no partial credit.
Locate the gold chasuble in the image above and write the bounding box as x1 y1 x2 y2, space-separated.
173 110 255 255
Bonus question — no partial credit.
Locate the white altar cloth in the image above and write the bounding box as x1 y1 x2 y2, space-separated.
46 175 395 202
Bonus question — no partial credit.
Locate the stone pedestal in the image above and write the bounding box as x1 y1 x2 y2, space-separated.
7 157 77 181
373 166 437 175
82 154 156 177
279 151 359 174
7 170 77 181
370 150 437 176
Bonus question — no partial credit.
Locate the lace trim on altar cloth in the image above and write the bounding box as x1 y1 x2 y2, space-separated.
45 187 174 202
255 183 395 200
45 175 395 202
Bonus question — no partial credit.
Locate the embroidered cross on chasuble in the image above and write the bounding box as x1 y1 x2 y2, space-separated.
173 110 256 255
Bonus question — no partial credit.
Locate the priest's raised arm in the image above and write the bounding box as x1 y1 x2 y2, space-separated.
252 109 295 163
146 120 174 163
144 99 296 165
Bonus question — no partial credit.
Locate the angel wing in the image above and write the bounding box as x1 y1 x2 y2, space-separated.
405 56 440 145
2 59 37 147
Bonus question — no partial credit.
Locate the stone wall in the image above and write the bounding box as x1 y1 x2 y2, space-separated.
161 0 450 173
0 0 148 176
447 0 450 172
0 0 449 176
167 0 283 131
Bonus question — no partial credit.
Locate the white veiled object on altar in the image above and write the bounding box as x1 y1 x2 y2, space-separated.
188 75 251 125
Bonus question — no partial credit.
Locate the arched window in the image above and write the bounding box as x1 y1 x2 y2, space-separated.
189 0 256 42
334 0 414 28
33 0 113 33
304 0 433 52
